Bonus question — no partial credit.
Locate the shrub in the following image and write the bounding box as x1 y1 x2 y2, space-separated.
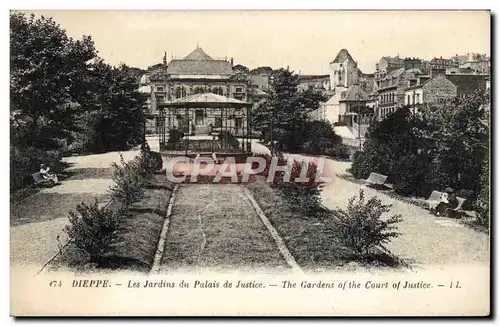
64 199 121 262
252 153 324 216
350 151 372 180
111 154 146 205
326 189 402 258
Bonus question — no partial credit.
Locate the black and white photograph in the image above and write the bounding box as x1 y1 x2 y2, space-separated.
9 9 491 316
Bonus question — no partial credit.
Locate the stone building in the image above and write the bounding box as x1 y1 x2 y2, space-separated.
143 46 250 133
404 74 457 109
329 49 359 89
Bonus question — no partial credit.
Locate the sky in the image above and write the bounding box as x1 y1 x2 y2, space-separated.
19 10 491 75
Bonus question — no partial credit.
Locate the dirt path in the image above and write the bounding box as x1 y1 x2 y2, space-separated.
159 184 290 274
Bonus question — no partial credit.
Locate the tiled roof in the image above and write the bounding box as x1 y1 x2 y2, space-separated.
165 46 234 75
339 85 369 101
183 47 213 60
167 59 233 75
382 67 405 80
331 49 355 64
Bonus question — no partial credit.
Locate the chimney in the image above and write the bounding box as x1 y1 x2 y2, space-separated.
431 67 446 77
230 57 234 66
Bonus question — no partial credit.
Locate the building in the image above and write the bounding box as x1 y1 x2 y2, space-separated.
143 46 250 133
374 56 405 89
329 49 359 89
249 66 273 89
376 67 423 120
298 74 330 91
317 84 369 124
430 56 459 70
404 71 489 110
404 74 457 109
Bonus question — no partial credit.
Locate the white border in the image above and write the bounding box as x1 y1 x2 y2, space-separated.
2 1 497 324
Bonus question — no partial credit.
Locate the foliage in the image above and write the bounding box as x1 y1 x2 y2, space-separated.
10 12 97 149
64 199 121 261
10 12 147 156
419 91 489 196
77 61 148 153
326 189 402 258
475 151 490 227
300 120 343 156
110 155 146 205
10 146 61 191
252 153 324 215
252 67 327 152
351 92 489 201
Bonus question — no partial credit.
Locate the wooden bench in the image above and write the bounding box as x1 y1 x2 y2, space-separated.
426 190 466 218
365 173 388 186
31 172 55 187
426 190 444 209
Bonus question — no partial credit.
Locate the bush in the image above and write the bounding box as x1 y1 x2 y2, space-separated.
326 189 402 258
64 199 121 262
475 156 489 227
325 143 350 160
350 151 372 180
10 146 62 191
252 153 324 216
110 154 146 205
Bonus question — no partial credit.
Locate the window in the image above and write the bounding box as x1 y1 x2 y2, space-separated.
234 94 244 100
407 95 410 105
235 86 243 93
211 87 223 95
195 110 204 125
176 87 186 99
194 87 205 94
156 95 165 103
156 86 165 92
416 93 420 104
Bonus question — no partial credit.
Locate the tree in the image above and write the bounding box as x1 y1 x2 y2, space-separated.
252 67 326 152
420 91 489 197
351 107 434 196
81 61 148 152
10 12 98 149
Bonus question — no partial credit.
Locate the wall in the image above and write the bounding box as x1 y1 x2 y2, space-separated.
422 75 457 102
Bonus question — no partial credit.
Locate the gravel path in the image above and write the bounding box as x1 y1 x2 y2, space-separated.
10 149 138 270
160 184 290 274
289 154 490 268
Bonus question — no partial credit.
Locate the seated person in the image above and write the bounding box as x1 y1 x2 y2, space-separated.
39 163 59 185
435 187 459 216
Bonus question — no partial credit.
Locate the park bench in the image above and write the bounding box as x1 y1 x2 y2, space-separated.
426 190 466 218
31 172 56 187
365 172 388 187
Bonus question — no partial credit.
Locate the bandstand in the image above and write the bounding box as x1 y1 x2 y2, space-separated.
158 92 253 158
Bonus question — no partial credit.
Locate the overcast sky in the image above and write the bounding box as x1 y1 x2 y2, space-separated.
20 10 490 75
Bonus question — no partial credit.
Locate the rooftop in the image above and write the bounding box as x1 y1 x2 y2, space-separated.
331 49 356 64
340 84 369 101
166 46 234 76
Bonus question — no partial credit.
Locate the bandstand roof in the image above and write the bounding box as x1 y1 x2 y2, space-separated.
160 92 253 108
